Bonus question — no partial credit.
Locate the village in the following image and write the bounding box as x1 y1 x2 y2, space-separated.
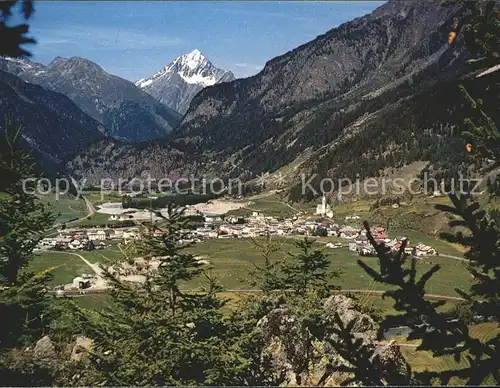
38 212 437 258
38 196 439 294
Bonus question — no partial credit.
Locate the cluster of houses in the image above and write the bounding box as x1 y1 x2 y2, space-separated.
344 227 438 257
190 211 335 240
36 227 141 251
38 203 439 261
347 238 438 257
190 213 438 259
199 201 439 259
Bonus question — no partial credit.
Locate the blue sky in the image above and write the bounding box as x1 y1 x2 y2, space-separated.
23 1 384 80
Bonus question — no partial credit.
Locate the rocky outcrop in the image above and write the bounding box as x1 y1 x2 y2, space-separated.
30 335 93 363
323 295 378 340
258 295 410 386
34 335 56 360
70 336 93 362
1 335 94 385
370 340 410 383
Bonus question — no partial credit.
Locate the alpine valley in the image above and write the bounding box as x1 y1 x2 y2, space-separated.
0 56 182 144
0 49 236 169
1 0 489 198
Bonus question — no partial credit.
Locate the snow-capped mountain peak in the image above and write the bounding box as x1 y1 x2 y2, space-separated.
182 49 206 69
135 49 235 114
170 49 214 86
137 49 225 87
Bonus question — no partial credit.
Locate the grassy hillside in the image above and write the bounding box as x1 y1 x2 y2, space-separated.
36 193 87 223
29 252 91 286
399 323 500 385
186 237 470 295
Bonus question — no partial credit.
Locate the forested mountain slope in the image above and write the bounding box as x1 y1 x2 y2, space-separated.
0 56 182 142
67 0 474 194
0 70 106 170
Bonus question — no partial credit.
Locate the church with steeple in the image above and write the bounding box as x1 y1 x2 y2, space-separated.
315 195 333 217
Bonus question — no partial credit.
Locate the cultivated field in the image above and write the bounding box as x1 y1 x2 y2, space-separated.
29 251 92 286
185 237 470 295
30 236 470 296
30 244 125 285
36 193 87 223
398 322 500 385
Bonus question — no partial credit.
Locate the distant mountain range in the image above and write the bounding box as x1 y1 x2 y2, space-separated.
136 49 235 114
0 51 234 168
0 56 182 143
1 0 483 197
67 0 474 195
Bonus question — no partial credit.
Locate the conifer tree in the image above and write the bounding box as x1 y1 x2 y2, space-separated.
0 5 63 384
238 236 345 385
351 1 500 384
248 235 340 297
247 234 285 292
0 119 57 385
72 205 253 386
282 238 340 297
0 119 56 349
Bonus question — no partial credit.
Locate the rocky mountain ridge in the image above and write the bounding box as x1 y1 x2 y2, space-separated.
67 0 473 196
0 56 182 142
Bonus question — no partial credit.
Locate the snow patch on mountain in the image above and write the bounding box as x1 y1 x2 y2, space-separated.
179 72 217 86
1 56 46 76
137 78 153 88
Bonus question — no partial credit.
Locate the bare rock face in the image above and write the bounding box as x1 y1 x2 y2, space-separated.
70 336 93 362
323 294 378 341
31 334 93 364
34 335 56 360
370 340 410 383
258 295 410 386
258 308 312 384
